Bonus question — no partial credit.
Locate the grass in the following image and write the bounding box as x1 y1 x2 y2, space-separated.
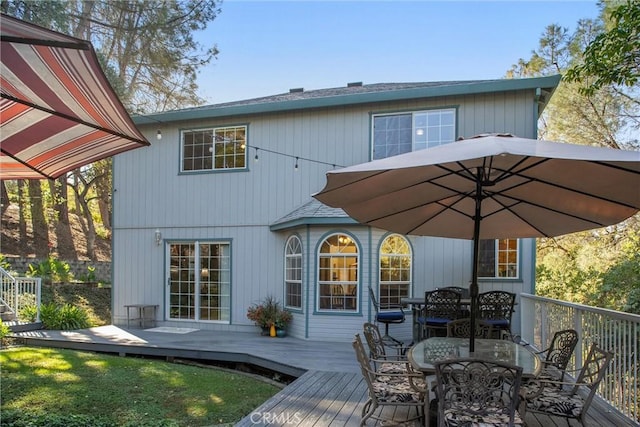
0 346 280 426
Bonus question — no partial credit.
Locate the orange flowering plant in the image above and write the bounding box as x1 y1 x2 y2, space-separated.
246 295 291 329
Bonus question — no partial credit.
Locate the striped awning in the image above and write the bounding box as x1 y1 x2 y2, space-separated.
1 14 150 180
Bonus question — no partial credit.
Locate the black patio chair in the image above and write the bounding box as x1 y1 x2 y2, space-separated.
368 286 405 346
477 290 516 337
446 318 494 339
433 357 524 427
418 289 461 339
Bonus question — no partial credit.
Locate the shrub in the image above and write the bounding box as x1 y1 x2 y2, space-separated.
0 319 11 339
38 302 90 330
26 256 73 284
19 305 38 322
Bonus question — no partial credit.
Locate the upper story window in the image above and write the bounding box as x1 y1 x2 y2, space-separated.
372 109 456 160
284 235 303 309
379 234 412 306
317 234 359 312
478 239 519 278
182 125 246 172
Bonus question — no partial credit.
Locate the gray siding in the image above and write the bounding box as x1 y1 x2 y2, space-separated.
112 89 538 341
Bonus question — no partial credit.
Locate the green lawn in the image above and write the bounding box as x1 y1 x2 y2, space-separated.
0 347 280 427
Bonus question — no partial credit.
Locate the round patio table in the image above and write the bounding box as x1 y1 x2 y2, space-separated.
408 336 541 377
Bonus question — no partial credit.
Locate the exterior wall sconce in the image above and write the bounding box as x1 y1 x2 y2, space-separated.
154 229 162 246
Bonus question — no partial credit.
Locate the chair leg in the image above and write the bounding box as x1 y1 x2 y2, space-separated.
380 322 404 346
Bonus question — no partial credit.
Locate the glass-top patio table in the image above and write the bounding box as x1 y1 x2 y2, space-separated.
408 337 541 377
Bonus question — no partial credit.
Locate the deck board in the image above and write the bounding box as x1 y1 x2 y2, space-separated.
11 325 636 427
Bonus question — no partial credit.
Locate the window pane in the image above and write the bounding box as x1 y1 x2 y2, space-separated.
373 109 456 160
285 236 303 309
379 235 412 306
479 239 519 278
317 234 358 311
182 126 247 172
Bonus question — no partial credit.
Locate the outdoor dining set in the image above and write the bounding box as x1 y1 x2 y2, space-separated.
355 286 615 427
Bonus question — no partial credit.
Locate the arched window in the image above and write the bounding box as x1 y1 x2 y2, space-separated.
379 234 412 306
284 235 303 309
318 234 358 312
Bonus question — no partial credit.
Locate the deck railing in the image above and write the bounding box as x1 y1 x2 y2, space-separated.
520 293 640 423
0 267 41 322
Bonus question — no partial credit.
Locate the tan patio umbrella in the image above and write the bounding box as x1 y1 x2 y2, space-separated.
314 133 640 351
1 14 149 180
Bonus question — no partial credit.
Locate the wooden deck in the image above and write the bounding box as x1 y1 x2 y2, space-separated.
11 325 636 427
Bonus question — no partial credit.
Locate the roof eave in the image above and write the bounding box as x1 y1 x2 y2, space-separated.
270 217 359 232
134 75 562 125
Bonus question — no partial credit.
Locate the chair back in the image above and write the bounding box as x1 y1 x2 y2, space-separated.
363 322 387 359
368 285 381 313
434 358 523 427
572 343 614 410
424 289 461 320
352 333 376 384
439 286 470 298
478 290 516 322
446 318 493 338
545 329 579 372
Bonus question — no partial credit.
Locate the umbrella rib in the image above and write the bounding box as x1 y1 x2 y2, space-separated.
1 93 150 146
1 35 91 50
499 171 640 212
0 147 54 179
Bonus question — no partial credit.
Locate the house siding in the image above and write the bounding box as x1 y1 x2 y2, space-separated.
113 87 542 341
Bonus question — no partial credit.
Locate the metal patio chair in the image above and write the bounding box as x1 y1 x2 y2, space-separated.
368 286 405 346
478 290 516 337
352 333 427 426
433 357 524 427
522 342 614 426
418 289 461 339
446 318 494 339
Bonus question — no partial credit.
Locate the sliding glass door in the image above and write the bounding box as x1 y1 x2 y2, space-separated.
168 241 230 322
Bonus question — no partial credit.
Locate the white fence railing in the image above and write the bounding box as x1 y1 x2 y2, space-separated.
520 293 640 423
0 267 41 322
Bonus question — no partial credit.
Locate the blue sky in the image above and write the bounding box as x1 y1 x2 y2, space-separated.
195 1 600 104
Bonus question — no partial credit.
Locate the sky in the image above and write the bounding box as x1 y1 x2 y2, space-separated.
195 0 601 105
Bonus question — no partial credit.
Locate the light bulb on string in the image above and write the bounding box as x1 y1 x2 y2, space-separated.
254 148 259 162
156 129 162 140
294 157 299 171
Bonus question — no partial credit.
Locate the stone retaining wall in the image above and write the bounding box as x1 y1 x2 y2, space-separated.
2 257 111 282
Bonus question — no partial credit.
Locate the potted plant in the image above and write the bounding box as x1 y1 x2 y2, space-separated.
274 309 292 337
246 295 291 336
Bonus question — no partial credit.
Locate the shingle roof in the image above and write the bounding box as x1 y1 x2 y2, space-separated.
270 199 358 231
134 75 562 125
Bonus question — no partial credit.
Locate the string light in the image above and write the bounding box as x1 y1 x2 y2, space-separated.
135 113 343 169
246 144 342 169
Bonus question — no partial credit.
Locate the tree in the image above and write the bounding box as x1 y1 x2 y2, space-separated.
564 1 640 96
508 1 640 311
1 0 222 260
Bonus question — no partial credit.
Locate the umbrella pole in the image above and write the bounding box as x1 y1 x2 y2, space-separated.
469 169 483 353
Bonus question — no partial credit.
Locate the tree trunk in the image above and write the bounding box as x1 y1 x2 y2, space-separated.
77 195 96 261
17 180 29 257
49 177 77 259
0 181 9 216
28 180 49 259
94 161 112 230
